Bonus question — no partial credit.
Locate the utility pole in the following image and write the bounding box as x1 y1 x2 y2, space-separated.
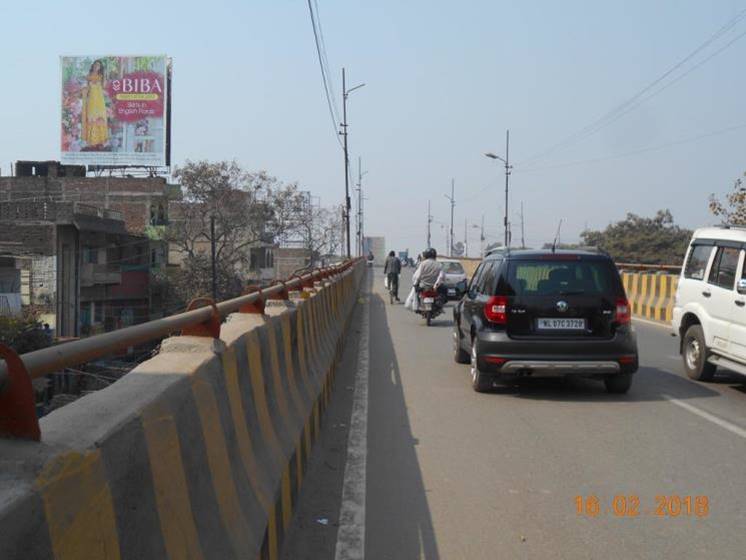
485 129 512 248
210 214 217 300
444 179 455 257
341 68 350 258
340 68 365 259
355 158 368 257
520 201 525 249
355 157 362 257
464 217 468 257
504 130 511 248
427 200 432 248
480 214 485 257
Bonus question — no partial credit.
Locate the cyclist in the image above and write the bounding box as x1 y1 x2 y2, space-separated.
384 250 402 302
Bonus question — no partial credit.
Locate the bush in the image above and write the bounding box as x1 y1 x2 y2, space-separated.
0 310 52 354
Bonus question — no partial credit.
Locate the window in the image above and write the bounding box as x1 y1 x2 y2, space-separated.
684 244 713 280
708 247 740 290
469 263 486 293
82 246 98 264
477 261 497 294
440 261 465 274
505 260 618 296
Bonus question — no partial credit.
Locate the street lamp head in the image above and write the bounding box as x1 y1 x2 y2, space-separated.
346 83 366 95
484 152 499 159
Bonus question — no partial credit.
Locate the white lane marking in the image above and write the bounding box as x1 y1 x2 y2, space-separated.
334 277 370 560
633 317 674 331
663 394 746 439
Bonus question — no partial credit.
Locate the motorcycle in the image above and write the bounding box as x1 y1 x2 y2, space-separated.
417 288 445 326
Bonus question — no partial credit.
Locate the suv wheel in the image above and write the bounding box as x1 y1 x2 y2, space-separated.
682 324 716 381
470 339 492 392
453 328 470 364
604 373 633 394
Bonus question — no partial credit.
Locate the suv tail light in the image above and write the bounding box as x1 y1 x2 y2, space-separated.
615 298 631 324
485 296 508 324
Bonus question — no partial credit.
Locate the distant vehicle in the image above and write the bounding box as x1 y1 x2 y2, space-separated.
453 249 638 393
672 227 746 381
398 250 409 267
437 258 468 300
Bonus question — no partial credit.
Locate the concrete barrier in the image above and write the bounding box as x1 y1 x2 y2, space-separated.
622 271 678 324
0 261 364 560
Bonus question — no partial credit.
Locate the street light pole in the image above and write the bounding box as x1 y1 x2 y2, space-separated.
427 200 432 248
355 157 368 257
485 129 513 248
210 214 217 300
341 68 365 259
503 130 510 248
444 179 455 257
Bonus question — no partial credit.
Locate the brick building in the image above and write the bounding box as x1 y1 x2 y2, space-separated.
0 161 175 336
4 160 176 234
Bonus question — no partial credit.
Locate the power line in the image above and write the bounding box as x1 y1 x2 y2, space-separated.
516 122 746 173
521 8 746 166
306 0 343 149
313 0 340 121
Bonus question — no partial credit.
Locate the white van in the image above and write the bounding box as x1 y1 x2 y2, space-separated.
672 227 746 380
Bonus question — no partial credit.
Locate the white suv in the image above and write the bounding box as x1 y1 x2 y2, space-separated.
672 227 746 380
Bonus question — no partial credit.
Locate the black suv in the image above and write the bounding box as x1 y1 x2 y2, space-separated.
453 249 638 393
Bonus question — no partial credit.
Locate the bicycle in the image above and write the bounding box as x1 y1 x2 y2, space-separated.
386 274 399 305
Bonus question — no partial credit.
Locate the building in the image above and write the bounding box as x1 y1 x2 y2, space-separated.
273 247 312 279
2 160 176 235
0 161 173 336
0 255 30 316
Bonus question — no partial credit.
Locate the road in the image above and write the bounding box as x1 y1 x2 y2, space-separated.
282 269 746 559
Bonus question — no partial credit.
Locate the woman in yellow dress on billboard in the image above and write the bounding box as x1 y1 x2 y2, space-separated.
81 60 109 148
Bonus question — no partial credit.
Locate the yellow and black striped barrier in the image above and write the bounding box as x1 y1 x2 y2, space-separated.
0 261 365 560
622 272 678 323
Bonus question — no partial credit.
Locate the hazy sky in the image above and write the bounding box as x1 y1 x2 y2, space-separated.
1 1 745 255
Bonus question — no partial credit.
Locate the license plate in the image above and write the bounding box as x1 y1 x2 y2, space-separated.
423 297 434 303
447 288 456 295
537 318 585 330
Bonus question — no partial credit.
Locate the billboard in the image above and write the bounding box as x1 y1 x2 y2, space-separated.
61 55 170 167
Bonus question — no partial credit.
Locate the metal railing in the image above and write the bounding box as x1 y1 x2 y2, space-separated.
0 259 360 392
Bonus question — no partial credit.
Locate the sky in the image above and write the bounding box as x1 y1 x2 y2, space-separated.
1 0 745 255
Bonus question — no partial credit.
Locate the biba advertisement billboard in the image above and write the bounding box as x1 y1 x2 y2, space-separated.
61 55 170 167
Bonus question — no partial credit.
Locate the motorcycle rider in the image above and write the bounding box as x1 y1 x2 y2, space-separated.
411 248 445 310
384 250 402 301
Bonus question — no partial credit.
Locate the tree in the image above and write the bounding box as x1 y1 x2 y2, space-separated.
710 172 746 225
167 160 307 302
0 309 51 354
297 204 344 260
581 210 692 265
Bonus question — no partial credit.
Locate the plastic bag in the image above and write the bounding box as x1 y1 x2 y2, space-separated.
384 276 389 289
404 287 417 311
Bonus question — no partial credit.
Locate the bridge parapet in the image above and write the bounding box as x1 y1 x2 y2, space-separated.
0 259 364 559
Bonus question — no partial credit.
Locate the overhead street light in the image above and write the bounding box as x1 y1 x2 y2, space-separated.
484 130 512 248
341 68 366 258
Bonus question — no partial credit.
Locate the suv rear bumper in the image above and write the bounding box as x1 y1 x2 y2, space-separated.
501 360 620 376
475 329 638 376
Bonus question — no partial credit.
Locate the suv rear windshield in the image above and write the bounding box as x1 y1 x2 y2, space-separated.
503 259 619 296
440 262 465 274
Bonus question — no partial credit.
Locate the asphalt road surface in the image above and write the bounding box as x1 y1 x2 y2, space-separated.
282 269 746 559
